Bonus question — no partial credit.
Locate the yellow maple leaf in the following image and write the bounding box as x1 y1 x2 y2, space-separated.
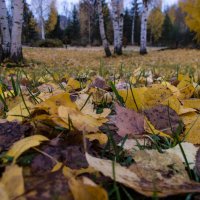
181 99 200 110
58 106 107 133
181 112 200 144
75 93 111 118
34 92 77 115
85 132 108 145
7 101 33 122
118 87 146 111
177 74 194 99
67 78 81 91
6 135 49 163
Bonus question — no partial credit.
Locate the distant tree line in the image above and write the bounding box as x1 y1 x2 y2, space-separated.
0 0 200 62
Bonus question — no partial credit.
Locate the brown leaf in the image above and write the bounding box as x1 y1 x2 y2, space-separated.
144 105 183 136
0 122 33 152
89 76 108 90
31 136 88 175
25 171 73 200
111 103 144 137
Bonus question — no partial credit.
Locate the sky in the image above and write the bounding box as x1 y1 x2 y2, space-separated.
25 0 178 14
55 0 178 13
57 0 178 6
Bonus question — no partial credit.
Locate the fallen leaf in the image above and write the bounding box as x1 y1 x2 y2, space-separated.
89 76 108 90
85 132 108 145
58 106 107 133
25 170 73 200
118 87 146 111
34 92 77 116
89 88 113 105
69 177 108 200
166 142 199 169
6 135 49 163
0 122 33 152
86 152 200 197
0 183 9 200
181 99 200 110
67 78 81 91
161 81 181 97
75 93 111 119
111 103 144 137
144 118 172 138
177 75 194 99
1 165 25 200
144 105 183 136
181 113 200 144
119 138 152 151
7 101 33 122
37 82 59 93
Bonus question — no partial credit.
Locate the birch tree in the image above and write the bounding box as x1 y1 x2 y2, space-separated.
10 0 24 62
97 0 112 57
140 0 149 54
111 0 124 55
131 0 137 45
0 0 24 62
0 0 11 58
31 0 51 40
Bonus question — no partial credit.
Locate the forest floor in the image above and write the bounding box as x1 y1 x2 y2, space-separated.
0 47 200 200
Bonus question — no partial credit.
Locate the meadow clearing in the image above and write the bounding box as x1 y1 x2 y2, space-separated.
1 47 200 200
23 47 200 73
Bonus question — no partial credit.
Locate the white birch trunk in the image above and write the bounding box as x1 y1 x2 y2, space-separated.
118 0 123 52
88 15 91 45
97 0 111 57
111 0 124 55
41 18 45 40
131 0 137 45
10 0 24 62
140 0 148 54
0 0 11 58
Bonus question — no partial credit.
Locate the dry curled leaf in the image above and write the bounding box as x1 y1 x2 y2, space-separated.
86 152 200 197
166 142 199 169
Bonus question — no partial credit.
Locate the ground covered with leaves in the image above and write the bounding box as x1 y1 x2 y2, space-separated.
0 48 200 200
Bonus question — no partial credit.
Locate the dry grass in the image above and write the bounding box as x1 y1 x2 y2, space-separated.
0 47 198 79
23 47 200 68
21 47 200 80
